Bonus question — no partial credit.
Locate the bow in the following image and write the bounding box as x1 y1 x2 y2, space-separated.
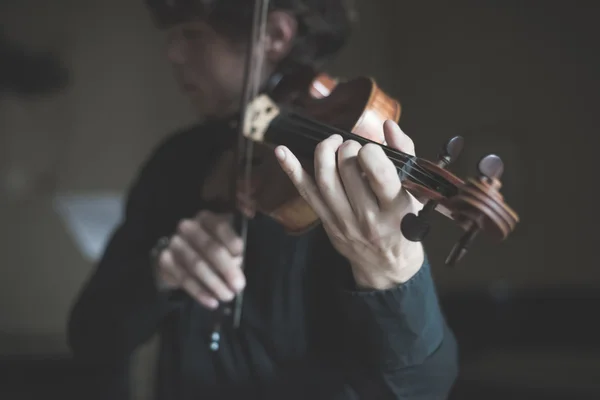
209 0 271 351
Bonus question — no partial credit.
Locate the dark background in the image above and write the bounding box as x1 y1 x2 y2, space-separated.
0 0 597 399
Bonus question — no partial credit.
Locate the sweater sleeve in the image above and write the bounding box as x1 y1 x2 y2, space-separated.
67 129 208 363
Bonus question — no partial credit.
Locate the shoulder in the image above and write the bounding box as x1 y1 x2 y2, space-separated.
143 123 206 170
126 120 236 203
142 119 235 174
125 122 209 198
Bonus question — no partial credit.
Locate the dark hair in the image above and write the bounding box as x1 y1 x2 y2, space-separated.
144 0 357 67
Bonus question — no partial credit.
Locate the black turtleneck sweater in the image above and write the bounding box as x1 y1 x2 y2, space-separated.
67 119 458 400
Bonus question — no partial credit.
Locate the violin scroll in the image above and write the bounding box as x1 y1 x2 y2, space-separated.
445 154 519 266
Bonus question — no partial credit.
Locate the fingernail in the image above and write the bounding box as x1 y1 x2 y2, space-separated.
233 277 246 291
206 298 219 309
223 291 235 301
275 147 286 161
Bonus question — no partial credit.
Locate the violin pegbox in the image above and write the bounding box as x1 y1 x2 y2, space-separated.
400 137 518 266
401 136 465 242
445 154 519 266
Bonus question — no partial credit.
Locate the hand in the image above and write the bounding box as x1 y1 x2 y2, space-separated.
274 120 425 290
156 211 246 309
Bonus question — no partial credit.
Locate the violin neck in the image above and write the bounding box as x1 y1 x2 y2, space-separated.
261 109 432 188
266 109 404 160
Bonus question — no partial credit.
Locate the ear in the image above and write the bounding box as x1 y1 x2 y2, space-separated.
264 11 298 63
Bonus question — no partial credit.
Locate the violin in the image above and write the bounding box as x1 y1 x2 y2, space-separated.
241 71 518 256
204 0 519 351
202 67 519 350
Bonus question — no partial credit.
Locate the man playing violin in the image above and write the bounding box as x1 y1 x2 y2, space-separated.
68 1 459 399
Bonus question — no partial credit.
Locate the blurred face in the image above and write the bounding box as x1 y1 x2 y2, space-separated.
166 20 248 118
165 12 298 119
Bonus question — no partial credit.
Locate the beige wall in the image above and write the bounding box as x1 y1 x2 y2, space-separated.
0 0 592 355
0 0 194 347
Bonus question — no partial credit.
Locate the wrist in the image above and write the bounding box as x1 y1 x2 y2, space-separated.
351 242 425 290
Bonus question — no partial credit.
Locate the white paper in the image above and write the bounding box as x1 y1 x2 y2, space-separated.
53 192 125 262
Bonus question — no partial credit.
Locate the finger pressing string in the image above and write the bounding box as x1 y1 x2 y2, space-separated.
313 135 356 229
274 145 336 228
357 143 402 208
383 120 415 156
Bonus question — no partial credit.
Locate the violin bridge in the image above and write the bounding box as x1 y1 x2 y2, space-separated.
243 95 281 143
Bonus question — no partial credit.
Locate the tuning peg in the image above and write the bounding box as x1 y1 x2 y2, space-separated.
437 136 464 168
445 223 479 266
477 154 504 187
401 201 435 242
401 136 465 242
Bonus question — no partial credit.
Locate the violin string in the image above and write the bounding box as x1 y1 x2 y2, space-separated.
275 119 436 188
281 112 446 185
272 114 454 194
273 124 442 193
294 117 449 190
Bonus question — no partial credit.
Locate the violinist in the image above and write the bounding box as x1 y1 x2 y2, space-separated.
67 1 459 399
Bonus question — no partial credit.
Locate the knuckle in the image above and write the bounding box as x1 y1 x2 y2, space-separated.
229 238 244 256
196 209 214 222
330 227 349 245
184 281 202 298
157 250 171 268
223 269 240 285
216 288 234 301
360 143 380 156
169 234 183 249
374 163 395 185
192 260 209 280
337 218 352 235
214 219 232 238
196 209 209 219
204 239 223 257
363 224 382 246
315 140 327 155
176 219 194 235
359 210 379 235
214 247 230 265
160 270 179 287
338 222 359 242
314 172 331 195
298 185 312 201
343 140 361 152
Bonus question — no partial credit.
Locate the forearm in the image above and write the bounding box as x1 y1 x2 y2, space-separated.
245 332 457 400
337 257 459 397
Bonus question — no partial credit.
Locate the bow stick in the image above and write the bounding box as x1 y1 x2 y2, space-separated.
209 0 271 351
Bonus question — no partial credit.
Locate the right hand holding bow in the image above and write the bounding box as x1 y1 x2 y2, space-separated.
156 211 247 309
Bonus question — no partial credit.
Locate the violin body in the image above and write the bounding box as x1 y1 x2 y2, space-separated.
203 69 518 263
202 72 402 234
206 0 519 350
